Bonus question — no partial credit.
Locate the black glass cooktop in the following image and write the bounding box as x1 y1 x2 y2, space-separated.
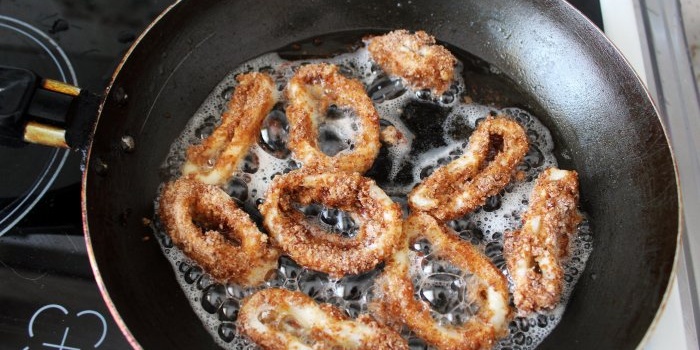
0 1 602 349
0 1 172 348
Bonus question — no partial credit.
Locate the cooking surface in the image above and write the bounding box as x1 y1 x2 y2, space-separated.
0 1 171 348
0 1 605 349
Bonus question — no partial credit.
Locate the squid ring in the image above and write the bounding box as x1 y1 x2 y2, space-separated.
285 63 380 173
367 30 457 95
259 169 402 277
409 116 529 221
158 178 280 287
183 72 277 185
237 288 407 350
504 168 582 314
373 212 512 350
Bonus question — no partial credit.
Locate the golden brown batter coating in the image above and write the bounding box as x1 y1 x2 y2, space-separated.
260 169 403 278
286 63 380 173
158 178 280 286
373 212 512 350
504 168 582 314
183 72 277 185
409 115 529 221
368 30 457 95
238 288 407 350
159 27 587 348
379 125 407 146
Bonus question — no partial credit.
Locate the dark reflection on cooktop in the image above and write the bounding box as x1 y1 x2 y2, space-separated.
567 0 604 30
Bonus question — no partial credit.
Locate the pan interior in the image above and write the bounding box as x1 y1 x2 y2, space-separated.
151 31 593 349
84 1 678 349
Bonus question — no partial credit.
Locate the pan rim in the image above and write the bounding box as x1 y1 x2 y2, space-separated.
564 1 684 349
555 0 684 347
80 1 684 349
81 1 184 349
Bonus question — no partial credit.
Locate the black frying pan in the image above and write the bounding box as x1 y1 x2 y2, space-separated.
1 0 680 349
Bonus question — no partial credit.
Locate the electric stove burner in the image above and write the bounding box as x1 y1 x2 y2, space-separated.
0 15 76 236
0 1 171 348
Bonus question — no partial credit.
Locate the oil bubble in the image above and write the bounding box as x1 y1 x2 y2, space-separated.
202 284 227 314
259 109 290 159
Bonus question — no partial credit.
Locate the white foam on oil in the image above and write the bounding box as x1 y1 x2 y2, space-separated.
153 40 593 350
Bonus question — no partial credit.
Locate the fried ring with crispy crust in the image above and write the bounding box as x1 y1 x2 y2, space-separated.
158 178 280 286
373 212 512 350
238 288 407 350
182 72 277 185
285 63 380 173
409 116 528 221
260 169 402 277
367 30 457 95
504 168 582 314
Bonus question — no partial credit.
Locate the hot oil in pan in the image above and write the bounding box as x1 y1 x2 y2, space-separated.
154 32 593 350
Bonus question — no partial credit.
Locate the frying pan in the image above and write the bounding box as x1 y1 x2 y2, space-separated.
0 0 680 348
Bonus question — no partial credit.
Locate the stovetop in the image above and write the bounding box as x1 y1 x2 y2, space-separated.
0 1 603 349
0 1 172 348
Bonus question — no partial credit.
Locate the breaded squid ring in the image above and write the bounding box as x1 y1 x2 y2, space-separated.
373 212 512 350
367 30 457 95
504 168 582 314
259 170 402 277
237 288 407 350
158 178 280 286
183 72 277 185
285 63 380 173
409 116 528 221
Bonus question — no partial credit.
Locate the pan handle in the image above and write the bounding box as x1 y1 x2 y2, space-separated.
0 66 100 150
